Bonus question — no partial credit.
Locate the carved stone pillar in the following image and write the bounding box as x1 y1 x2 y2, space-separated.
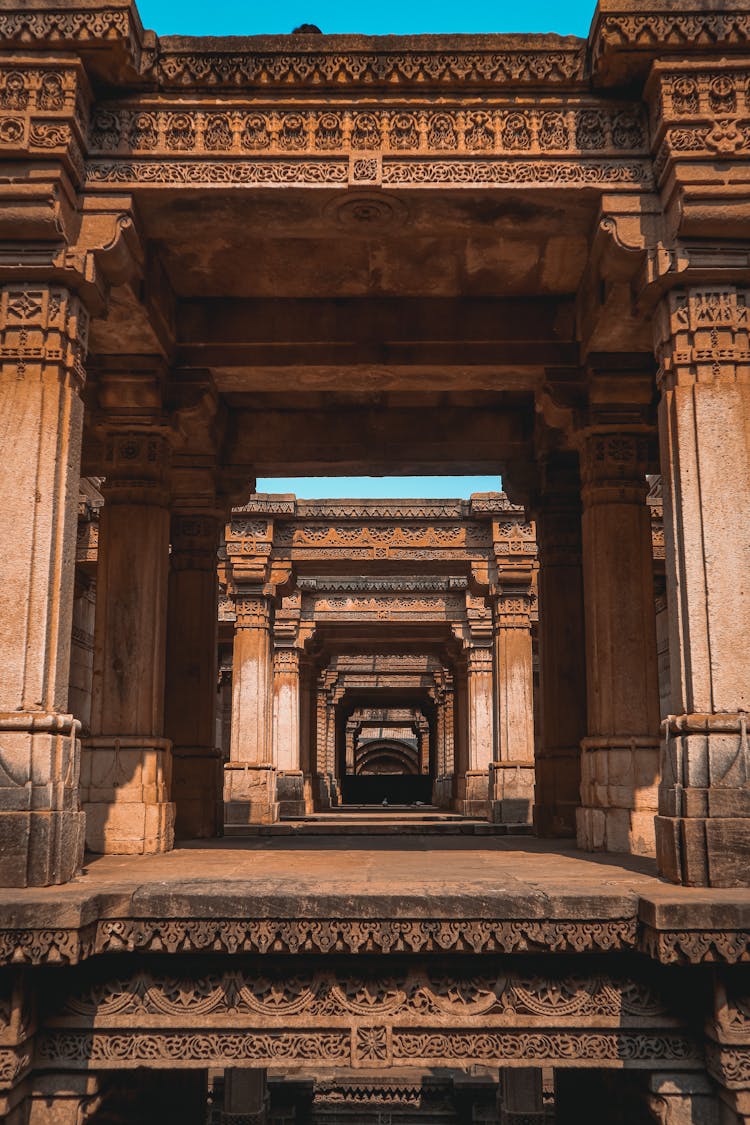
224 590 277 828
345 722 356 772
165 512 222 839
654 286 750 886
314 677 332 809
456 645 494 816
490 583 536 826
273 646 305 817
645 1073 719 1124
499 1069 545 1124
0 285 88 886
22 1074 104 1125
577 429 661 856
222 1069 269 1125
84 427 174 854
299 655 316 812
535 453 587 837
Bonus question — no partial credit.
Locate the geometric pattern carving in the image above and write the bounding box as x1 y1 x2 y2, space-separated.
2 918 747 967
35 961 702 1072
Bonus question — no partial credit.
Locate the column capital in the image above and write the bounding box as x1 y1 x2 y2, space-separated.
273 647 301 672
234 589 273 630
654 284 750 390
100 429 171 507
0 283 88 390
169 512 221 571
493 587 535 630
580 431 651 507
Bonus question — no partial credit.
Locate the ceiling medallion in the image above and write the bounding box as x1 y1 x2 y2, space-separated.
325 192 408 231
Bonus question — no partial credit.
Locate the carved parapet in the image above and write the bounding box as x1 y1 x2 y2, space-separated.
0 0 150 81
590 0 750 87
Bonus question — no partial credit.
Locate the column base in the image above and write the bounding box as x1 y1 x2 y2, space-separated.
534 747 580 837
224 763 279 830
432 775 454 808
646 1072 720 1124
172 747 222 839
577 736 659 856
81 737 174 854
454 769 490 817
314 773 333 810
489 761 535 825
277 769 307 818
658 714 750 887
0 716 85 887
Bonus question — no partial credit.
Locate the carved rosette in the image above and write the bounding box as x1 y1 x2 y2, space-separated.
654 286 750 389
0 285 89 388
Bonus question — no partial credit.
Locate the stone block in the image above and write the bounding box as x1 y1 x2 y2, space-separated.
0 808 84 887
706 818 750 888
277 769 306 818
224 764 279 828
655 815 682 884
83 797 174 854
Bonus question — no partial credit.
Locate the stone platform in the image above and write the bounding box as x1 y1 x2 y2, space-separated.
0 837 748 965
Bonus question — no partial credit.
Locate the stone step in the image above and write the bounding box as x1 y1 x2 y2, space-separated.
224 820 535 837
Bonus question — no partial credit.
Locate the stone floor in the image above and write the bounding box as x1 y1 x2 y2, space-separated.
2 834 748 934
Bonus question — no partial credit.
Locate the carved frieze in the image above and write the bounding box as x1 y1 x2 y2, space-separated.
30 959 705 1072
148 42 587 90
85 102 646 157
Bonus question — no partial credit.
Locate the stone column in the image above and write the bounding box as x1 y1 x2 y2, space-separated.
456 645 494 816
0 285 88 886
165 513 221 839
577 428 661 856
535 453 587 837
273 646 305 816
646 1073 719 1124
654 286 750 886
23 1074 104 1125
490 583 536 826
345 721 356 772
499 1069 545 1124
84 428 174 854
314 676 332 809
224 590 277 828
299 654 316 811
222 1069 269 1125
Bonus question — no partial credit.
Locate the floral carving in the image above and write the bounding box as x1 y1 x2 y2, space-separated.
0 70 27 109
128 111 158 149
538 111 568 148
204 113 232 150
427 112 457 150
241 113 271 149
575 110 606 149
278 112 307 149
389 112 419 149
165 112 195 150
351 112 381 149
36 71 64 110
672 76 699 115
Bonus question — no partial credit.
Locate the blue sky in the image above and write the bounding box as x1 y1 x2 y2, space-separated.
140 0 594 38
256 476 503 499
